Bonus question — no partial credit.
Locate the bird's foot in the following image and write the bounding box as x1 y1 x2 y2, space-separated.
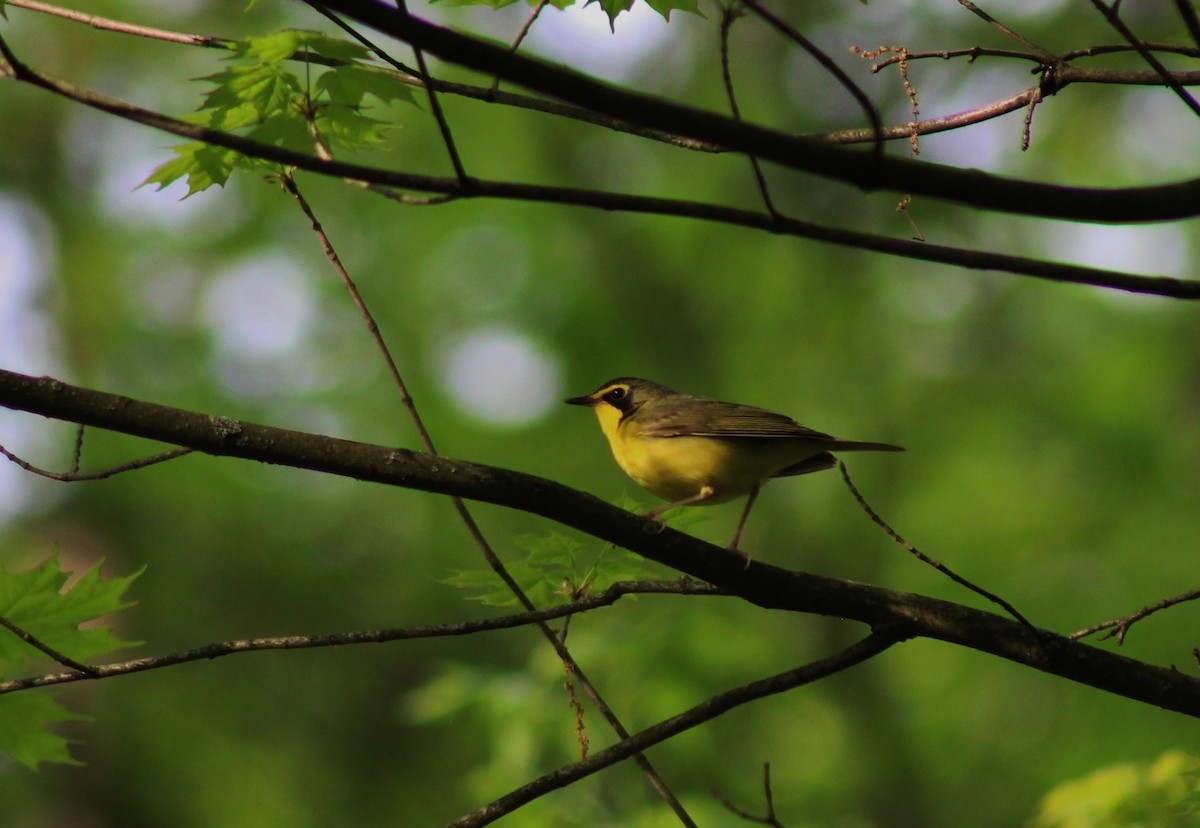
638 512 667 534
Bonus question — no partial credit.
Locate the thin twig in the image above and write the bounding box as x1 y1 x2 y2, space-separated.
5 39 1192 297
895 194 924 241
492 0 552 94
305 0 418 74
177 4 1200 223
68 424 84 473
741 0 883 161
11 19 1200 229
0 580 719 694
870 42 1200 71
1174 0 1200 50
5 0 234 48
0 441 192 481
713 762 785 826
837 461 1037 634
956 0 1059 61
1090 0 1200 119
1022 77 1043 151
0 614 96 675
822 62 1200 146
279 171 696 827
719 4 777 218
818 84 1040 144
867 45 1043 70
1062 41 1200 61
14 0 1200 154
562 660 590 761
448 632 898 828
34 0 719 153
394 0 470 185
1069 588 1200 645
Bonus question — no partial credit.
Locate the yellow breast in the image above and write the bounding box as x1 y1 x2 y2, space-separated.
593 404 822 504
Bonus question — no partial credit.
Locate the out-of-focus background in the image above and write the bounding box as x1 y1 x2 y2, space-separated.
1 1 1198 825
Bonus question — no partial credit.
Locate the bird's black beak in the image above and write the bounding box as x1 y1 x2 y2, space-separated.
565 395 597 407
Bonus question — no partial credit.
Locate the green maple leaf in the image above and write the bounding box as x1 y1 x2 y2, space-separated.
644 0 700 20
140 141 243 196
445 513 667 608
0 556 143 769
315 64 416 110
143 29 411 196
241 30 370 66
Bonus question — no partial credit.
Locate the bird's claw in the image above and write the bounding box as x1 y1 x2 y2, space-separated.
639 513 667 535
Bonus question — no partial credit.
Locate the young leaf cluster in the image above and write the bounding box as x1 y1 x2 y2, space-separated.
143 29 415 197
445 529 662 607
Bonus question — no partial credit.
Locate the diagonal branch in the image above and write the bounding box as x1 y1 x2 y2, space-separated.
739 0 884 159
7 0 724 152
956 0 1058 61
719 4 777 217
0 440 192 481
1 368 1198 716
838 461 1034 632
1 41 1195 297
1175 0 1200 50
4 0 234 48
1070 588 1200 645
0 614 96 675
304 0 1200 223
389 0 470 184
280 171 696 826
1089 0 1200 119
449 632 899 827
0 580 719 694
11 0 1200 154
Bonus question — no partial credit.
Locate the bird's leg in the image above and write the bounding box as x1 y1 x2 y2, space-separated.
727 486 759 567
640 485 716 532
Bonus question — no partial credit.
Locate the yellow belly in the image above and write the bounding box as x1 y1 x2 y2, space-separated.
612 432 822 505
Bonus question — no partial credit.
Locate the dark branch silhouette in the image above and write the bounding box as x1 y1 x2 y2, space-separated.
1 34 1196 298
0 369 1197 716
307 0 1200 223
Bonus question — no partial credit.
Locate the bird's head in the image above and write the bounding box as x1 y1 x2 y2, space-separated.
565 377 676 434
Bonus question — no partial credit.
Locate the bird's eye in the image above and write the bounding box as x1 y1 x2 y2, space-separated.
603 387 628 404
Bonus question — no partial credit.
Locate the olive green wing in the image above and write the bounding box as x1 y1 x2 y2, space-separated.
638 398 837 441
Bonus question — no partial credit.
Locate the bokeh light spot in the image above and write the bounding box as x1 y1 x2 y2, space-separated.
438 328 564 427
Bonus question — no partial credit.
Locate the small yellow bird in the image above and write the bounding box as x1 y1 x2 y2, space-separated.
566 378 903 558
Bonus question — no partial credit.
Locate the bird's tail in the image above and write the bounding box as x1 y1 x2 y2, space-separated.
829 440 905 453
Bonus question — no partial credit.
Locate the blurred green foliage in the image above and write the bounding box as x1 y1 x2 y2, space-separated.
1030 752 1200 828
1 1 1198 826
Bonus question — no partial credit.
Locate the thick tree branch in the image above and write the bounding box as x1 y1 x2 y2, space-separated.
10 0 1200 155
0 40 1194 298
307 0 1200 223
1 369 1198 716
